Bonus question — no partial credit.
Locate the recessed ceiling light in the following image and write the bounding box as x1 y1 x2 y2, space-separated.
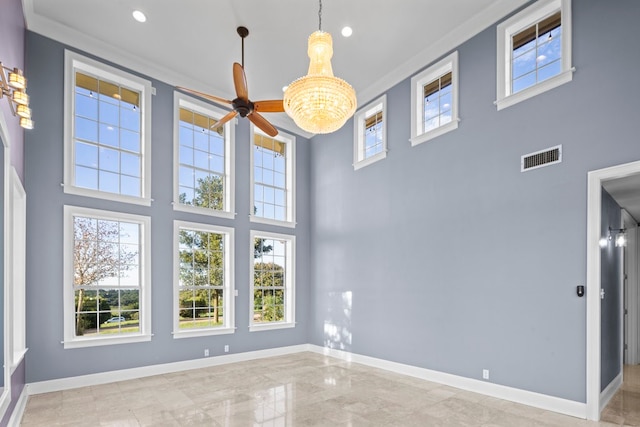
341 26 353 37
132 10 147 23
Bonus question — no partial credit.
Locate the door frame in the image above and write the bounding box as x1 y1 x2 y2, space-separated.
586 159 640 420
622 209 639 365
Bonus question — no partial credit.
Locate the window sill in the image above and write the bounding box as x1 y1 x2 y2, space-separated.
63 333 152 349
173 327 235 339
353 151 387 171
410 119 460 147
173 203 235 219
63 184 152 207
249 322 295 332
250 215 296 229
495 68 575 111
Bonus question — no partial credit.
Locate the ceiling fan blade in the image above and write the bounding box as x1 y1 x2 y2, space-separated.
248 112 278 137
176 87 232 106
233 62 248 101
254 100 285 113
210 110 238 131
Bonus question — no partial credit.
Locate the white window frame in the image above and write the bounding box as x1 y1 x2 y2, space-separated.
63 50 153 206
410 51 459 147
495 0 573 111
173 221 235 338
173 92 236 219
249 230 296 332
249 126 296 228
63 205 152 349
353 95 387 170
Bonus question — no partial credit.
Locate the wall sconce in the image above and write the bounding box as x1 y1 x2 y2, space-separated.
608 227 627 248
0 62 34 129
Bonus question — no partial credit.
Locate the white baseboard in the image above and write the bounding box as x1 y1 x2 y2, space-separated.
600 372 622 413
27 344 309 395
7 386 29 427
307 345 587 419
26 343 588 420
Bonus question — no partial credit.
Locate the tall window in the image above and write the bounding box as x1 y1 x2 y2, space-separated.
250 231 295 331
410 51 459 146
496 0 573 110
250 128 295 227
174 92 235 219
63 206 151 348
174 221 235 338
64 50 152 205
353 95 387 170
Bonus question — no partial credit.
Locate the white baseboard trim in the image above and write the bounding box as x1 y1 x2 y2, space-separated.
307 345 587 420
600 372 622 413
7 386 29 427
27 344 309 395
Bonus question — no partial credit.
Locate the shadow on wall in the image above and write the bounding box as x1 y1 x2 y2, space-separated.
324 291 353 351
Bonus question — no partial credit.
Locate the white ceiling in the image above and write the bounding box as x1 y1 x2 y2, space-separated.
603 174 640 224
22 0 529 136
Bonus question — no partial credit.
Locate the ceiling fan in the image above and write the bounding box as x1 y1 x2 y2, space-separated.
177 26 284 137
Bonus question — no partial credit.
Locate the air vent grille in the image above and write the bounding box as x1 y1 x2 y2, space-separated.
521 145 562 172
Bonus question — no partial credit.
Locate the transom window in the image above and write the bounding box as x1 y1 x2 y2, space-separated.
63 206 151 348
250 128 295 227
250 231 295 331
64 50 152 205
174 221 235 338
174 92 235 218
410 51 459 146
353 95 387 170
496 0 573 110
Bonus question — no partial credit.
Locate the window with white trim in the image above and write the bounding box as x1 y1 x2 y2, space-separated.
63 206 151 348
174 221 235 338
353 95 387 170
250 128 295 227
174 92 235 219
496 0 573 110
410 51 459 146
64 50 152 205
250 231 295 332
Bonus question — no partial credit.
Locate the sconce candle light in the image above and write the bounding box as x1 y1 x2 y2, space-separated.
608 227 627 248
1 62 34 129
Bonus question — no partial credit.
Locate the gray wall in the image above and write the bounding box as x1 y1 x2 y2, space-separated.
309 0 640 403
600 189 622 391
24 32 311 383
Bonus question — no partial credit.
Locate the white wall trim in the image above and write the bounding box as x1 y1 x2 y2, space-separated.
586 159 640 421
306 345 587 419
26 344 309 395
599 372 622 414
6 385 28 427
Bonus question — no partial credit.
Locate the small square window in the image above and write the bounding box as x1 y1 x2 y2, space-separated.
410 51 459 147
353 95 387 170
496 0 573 110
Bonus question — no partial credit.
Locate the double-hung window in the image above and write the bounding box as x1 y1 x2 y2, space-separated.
174 92 235 218
496 0 573 110
410 51 459 146
353 95 387 170
174 221 235 338
64 50 152 205
63 206 151 348
250 231 295 331
250 128 295 227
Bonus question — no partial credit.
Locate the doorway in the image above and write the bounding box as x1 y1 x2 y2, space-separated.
586 160 640 421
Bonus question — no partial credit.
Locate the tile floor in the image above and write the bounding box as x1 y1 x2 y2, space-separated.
19 353 638 426
601 364 640 426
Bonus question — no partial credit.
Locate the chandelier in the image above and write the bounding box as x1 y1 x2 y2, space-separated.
0 62 34 129
283 0 357 134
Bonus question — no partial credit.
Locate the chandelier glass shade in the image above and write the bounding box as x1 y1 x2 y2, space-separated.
283 30 357 134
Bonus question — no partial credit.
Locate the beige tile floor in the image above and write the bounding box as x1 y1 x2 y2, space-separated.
19 352 636 426
601 364 640 426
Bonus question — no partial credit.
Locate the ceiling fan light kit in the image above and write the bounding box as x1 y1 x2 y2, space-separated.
283 0 357 134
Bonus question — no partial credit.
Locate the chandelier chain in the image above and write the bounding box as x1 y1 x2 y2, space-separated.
318 0 322 31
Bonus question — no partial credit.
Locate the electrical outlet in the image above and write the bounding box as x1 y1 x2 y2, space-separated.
482 369 489 380
224 345 229 353
204 348 209 357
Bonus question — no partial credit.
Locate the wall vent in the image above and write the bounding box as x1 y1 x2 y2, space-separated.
521 145 562 172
